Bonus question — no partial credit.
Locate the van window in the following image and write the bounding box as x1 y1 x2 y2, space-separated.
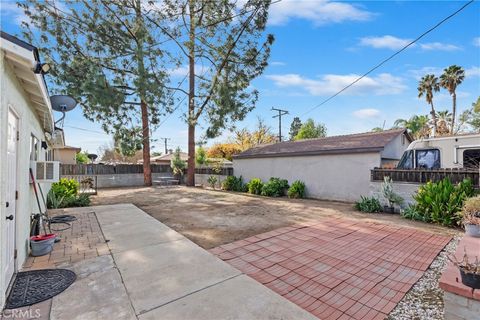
416 149 440 169
464 149 480 169
397 150 413 169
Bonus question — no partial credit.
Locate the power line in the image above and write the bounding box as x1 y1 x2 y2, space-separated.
64 125 105 134
301 0 475 116
272 107 289 142
158 137 171 154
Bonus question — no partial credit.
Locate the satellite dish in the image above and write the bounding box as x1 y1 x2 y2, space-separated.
51 95 77 112
87 154 98 163
50 95 77 126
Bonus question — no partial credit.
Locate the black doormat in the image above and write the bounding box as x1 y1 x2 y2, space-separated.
5 269 76 309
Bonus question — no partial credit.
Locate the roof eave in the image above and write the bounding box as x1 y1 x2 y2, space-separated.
234 147 384 160
1 33 54 133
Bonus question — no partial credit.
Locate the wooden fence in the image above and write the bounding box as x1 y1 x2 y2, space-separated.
60 164 233 176
194 167 233 176
371 168 480 187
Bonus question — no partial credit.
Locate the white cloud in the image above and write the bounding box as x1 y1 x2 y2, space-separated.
352 108 381 119
473 37 480 47
408 66 443 80
266 73 406 96
466 66 480 77
359 35 412 50
419 42 461 51
408 66 480 80
270 61 286 66
267 0 374 26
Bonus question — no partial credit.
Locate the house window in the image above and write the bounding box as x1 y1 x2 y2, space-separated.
416 149 440 169
30 135 39 161
397 150 413 169
45 149 53 161
464 149 480 169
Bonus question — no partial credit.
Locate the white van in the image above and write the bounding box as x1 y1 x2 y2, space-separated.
396 133 480 170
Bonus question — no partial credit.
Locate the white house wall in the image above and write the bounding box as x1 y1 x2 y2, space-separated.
381 134 409 160
0 51 51 307
233 152 381 202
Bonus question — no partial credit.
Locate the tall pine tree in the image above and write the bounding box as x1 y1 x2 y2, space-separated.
156 0 274 186
20 0 174 185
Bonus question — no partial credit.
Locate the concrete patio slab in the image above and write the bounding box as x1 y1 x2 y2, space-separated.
113 238 241 314
57 255 114 280
91 204 314 319
139 274 317 320
51 263 136 320
95 204 184 253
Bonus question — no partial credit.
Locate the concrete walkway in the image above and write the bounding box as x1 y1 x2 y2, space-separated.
51 204 315 320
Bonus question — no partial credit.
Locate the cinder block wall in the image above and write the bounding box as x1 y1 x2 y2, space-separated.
369 181 420 206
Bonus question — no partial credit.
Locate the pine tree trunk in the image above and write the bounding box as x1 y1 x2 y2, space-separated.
430 102 437 136
141 99 152 186
451 92 456 132
135 0 151 186
186 0 196 187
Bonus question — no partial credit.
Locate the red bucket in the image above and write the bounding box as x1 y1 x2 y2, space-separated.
30 234 56 242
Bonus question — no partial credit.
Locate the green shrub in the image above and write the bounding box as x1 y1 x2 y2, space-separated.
401 205 426 222
381 176 404 207
222 175 247 192
207 175 218 189
64 194 91 207
50 178 79 199
288 180 306 199
247 178 263 195
47 190 90 209
412 178 476 226
261 177 289 197
355 196 382 213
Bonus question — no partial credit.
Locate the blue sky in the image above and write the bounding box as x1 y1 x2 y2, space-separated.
1 0 479 154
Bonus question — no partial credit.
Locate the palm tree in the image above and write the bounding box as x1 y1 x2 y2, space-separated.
440 65 465 130
417 74 440 133
394 115 430 139
435 110 453 135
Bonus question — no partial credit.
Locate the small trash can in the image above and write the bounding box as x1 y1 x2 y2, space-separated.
30 234 56 256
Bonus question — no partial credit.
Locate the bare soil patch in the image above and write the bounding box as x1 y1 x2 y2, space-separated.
91 186 456 249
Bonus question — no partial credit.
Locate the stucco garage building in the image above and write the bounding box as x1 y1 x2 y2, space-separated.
233 129 412 202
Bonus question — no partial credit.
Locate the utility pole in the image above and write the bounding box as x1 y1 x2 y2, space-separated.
159 137 171 154
271 107 289 142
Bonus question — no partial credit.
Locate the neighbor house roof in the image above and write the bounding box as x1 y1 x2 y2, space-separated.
138 152 189 163
234 129 411 159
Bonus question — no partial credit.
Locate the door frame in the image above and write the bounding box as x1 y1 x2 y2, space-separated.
4 105 19 291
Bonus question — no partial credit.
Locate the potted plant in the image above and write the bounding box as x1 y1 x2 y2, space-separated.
461 196 480 238
381 176 404 213
449 248 480 289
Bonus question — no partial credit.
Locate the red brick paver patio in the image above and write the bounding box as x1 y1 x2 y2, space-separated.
211 218 451 320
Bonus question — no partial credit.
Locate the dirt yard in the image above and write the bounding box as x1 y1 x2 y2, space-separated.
91 186 457 249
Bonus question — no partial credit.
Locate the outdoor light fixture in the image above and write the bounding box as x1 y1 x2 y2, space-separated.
34 62 51 75
41 141 48 149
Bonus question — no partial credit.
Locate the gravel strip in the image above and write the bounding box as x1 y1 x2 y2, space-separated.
388 234 461 320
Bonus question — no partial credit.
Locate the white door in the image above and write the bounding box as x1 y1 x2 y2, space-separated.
4 109 18 289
